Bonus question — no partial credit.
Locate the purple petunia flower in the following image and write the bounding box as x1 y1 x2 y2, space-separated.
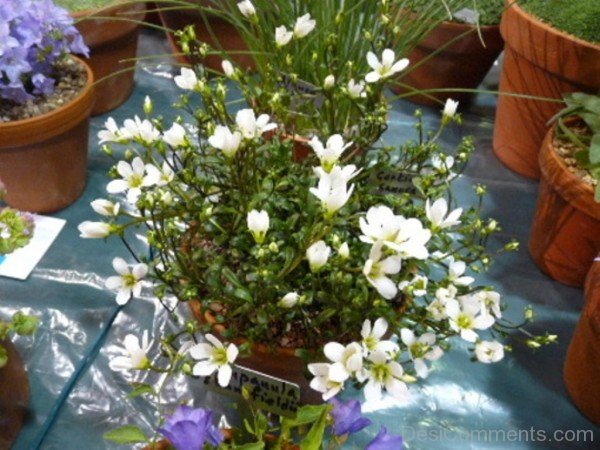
366 426 404 450
158 405 224 450
328 397 372 437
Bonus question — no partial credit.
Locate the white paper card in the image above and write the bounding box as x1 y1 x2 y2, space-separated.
0 215 66 280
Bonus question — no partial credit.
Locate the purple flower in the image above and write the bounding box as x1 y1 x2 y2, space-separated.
158 405 223 450
366 426 404 450
328 397 372 437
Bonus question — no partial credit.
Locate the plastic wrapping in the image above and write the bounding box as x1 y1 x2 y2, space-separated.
2 31 599 449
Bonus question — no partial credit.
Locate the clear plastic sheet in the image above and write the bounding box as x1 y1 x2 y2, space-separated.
2 30 599 449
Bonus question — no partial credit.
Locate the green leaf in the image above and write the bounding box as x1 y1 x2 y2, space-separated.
12 312 39 335
582 95 600 115
589 134 600 164
0 345 7 369
128 383 156 398
299 405 330 450
103 425 148 444
233 287 254 302
222 267 244 289
233 443 265 450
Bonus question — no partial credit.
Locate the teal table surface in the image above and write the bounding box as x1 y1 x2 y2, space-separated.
3 31 599 450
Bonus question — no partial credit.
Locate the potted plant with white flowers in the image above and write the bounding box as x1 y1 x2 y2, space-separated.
79 54 555 412
0 0 92 213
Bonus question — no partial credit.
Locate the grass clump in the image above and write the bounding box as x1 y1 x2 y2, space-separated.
55 0 121 13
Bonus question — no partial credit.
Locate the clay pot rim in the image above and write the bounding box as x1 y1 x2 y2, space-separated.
0 56 95 147
539 119 600 220
502 2 600 51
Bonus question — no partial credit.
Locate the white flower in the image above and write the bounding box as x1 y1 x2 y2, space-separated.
338 242 350 259
359 205 403 249
208 125 243 158
121 116 160 144
431 155 456 180
400 329 443 378
425 198 462 229
174 67 200 90
308 134 353 171
476 290 502 318
189 334 239 387
150 162 175 187
275 25 293 47
447 257 474 286
309 167 355 216
293 13 316 39
98 117 123 144
364 351 408 402
306 240 331 272
221 60 235 77
279 292 300 308
247 209 270 244
90 199 120 217
162 122 187 147
443 98 459 120
427 286 460 321
398 274 428 297
475 340 505 364
237 0 256 18
78 221 112 239
361 318 399 355
109 331 151 371
323 342 365 382
235 109 277 139
308 362 346 401
448 295 495 342
323 74 335 90
347 79 366 98
365 49 409 83
105 257 148 305
106 157 161 204
363 241 402 300
392 218 431 260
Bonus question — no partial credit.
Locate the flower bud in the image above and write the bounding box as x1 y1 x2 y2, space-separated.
279 292 299 308
306 240 331 272
338 242 350 259
323 74 335 90
247 210 270 244
143 96 153 115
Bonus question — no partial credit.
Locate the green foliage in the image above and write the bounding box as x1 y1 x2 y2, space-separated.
54 0 121 13
103 425 148 444
520 0 600 43
552 93 600 200
407 0 506 25
0 311 39 369
0 207 35 255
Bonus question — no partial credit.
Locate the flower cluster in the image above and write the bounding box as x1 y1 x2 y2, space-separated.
0 0 88 104
0 179 35 255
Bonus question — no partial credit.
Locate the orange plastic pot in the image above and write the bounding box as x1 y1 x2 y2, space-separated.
529 122 600 287
564 257 600 425
0 340 30 449
393 21 503 106
493 3 600 179
0 58 94 213
189 301 322 405
73 2 146 115
158 1 254 71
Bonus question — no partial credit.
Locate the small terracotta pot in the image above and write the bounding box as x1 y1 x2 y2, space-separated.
529 122 600 287
158 0 254 71
392 20 503 106
0 57 94 213
493 3 600 179
0 339 30 449
564 257 600 425
73 2 146 115
189 301 322 405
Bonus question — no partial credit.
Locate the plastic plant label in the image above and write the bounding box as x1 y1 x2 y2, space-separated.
200 364 300 418
0 215 66 280
369 169 418 196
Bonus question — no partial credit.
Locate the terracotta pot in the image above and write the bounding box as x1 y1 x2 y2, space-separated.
158 1 254 71
564 257 600 424
0 57 94 213
392 20 503 106
189 301 322 405
0 339 30 449
529 122 600 287
493 3 600 179
73 2 146 115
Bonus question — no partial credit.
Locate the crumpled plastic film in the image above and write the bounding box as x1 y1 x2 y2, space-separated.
2 30 598 449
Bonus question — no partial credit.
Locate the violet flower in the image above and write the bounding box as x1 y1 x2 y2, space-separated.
328 397 372 437
366 426 404 450
158 405 223 450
